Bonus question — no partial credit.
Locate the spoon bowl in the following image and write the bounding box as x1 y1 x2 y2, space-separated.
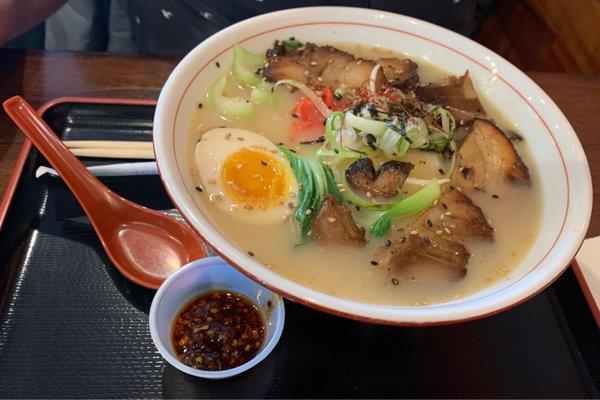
3 96 206 289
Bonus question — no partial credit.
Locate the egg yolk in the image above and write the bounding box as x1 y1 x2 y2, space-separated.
221 149 289 209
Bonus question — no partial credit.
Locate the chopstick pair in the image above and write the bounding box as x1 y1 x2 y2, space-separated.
63 140 155 159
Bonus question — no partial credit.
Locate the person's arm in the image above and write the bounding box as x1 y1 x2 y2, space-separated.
0 0 66 45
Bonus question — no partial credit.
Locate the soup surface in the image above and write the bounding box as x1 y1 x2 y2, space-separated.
187 41 541 306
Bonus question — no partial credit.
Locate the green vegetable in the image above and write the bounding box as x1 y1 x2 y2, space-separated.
278 145 343 236
207 76 253 119
250 82 276 104
231 45 266 87
370 180 441 236
319 112 368 159
345 111 388 136
282 38 303 49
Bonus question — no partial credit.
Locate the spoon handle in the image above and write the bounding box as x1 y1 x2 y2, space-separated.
3 96 119 217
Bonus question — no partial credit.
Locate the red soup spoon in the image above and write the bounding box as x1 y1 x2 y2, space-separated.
3 96 206 289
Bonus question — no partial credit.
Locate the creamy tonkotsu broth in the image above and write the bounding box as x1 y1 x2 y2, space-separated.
187 41 541 306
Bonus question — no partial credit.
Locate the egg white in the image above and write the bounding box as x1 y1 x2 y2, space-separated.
195 128 297 224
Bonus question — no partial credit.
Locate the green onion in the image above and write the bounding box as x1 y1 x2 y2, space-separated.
345 111 388 136
231 45 266 87
282 38 303 49
370 180 441 236
207 76 253 119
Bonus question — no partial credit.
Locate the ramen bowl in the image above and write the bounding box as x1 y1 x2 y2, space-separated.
153 7 592 325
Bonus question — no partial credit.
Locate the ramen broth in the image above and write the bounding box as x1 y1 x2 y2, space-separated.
187 44 541 306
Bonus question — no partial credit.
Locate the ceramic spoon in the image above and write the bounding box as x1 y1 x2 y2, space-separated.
3 96 206 289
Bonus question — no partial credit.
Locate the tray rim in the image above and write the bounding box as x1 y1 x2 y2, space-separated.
0 95 597 327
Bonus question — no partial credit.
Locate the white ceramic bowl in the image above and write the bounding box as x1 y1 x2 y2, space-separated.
153 7 592 325
149 257 285 379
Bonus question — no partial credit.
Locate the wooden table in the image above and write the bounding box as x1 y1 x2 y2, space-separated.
1 49 599 234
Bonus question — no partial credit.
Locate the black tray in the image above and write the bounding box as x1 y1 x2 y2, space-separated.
0 99 598 398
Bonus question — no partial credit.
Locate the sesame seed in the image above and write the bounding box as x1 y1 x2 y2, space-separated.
370 260 378 266
435 229 442 235
440 214 445 220
366 192 372 198
426 219 433 227
456 186 463 192
317 76 323 82
215 61 221 68
328 217 337 223
260 160 267 166
304 70 310 76
356 59 363 65
197 103 203 109
236 164 243 169
445 211 452 216
391 278 399 286
247 251 254 257
444 228 451 234
237 136 244 141
310 61 318 66
383 240 392 247
441 203 448 210
328 59 333 64
410 230 418 235
492 194 499 199
398 236 406 242
305 208 312 215
195 186 203 192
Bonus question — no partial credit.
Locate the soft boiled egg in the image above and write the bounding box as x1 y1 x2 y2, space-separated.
195 128 297 224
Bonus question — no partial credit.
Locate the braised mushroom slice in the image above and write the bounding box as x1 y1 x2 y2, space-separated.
264 41 381 89
452 119 529 191
311 195 366 246
345 158 413 198
415 71 486 122
377 58 419 90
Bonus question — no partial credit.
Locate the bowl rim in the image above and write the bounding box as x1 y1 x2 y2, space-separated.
153 6 592 325
148 256 286 379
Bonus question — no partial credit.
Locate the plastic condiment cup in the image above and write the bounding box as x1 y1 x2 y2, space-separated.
149 256 285 379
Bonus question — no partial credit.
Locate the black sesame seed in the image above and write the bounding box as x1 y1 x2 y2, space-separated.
391 278 399 286
291 113 298 118
426 219 433 227
398 236 406 243
333 148 339 154
355 206 361 211
215 61 221 68
247 251 255 257
195 186 203 192
492 194 499 199
422 236 431 244
260 160 268 166
441 203 448 210
383 239 392 247
370 260 378 266
197 103 203 108
438 168 445 175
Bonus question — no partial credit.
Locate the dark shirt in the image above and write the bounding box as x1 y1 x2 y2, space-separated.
128 0 488 56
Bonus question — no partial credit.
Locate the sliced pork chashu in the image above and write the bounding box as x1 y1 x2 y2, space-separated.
416 71 486 122
264 42 380 89
452 119 530 191
311 195 366 246
379 189 493 274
